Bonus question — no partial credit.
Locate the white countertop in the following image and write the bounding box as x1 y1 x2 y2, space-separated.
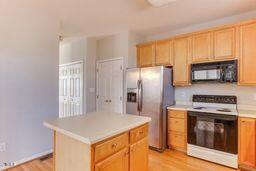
238 109 256 119
167 104 256 118
167 105 192 111
44 112 151 145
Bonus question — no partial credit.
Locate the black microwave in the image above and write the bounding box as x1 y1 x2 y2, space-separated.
191 60 237 83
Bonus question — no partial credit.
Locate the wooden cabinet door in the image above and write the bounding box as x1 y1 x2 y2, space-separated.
173 37 190 86
239 22 256 85
239 118 256 167
137 43 155 67
155 40 172 66
214 27 236 60
130 138 148 171
95 148 129 171
191 32 212 63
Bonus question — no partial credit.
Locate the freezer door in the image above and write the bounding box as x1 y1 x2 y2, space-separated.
126 68 140 115
140 66 163 149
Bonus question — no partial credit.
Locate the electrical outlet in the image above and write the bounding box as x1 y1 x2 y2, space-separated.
0 142 6 152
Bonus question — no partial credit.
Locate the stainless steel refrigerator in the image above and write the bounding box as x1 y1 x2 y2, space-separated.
126 66 174 152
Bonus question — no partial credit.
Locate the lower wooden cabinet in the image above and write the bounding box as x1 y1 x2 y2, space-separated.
130 138 148 171
94 124 149 171
95 148 129 171
239 117 256 169
167 109 187 152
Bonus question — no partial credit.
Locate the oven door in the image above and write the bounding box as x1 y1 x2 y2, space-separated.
187 111 238 154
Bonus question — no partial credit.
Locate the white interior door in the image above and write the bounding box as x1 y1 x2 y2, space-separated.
59 61 83 118
97 58 123 113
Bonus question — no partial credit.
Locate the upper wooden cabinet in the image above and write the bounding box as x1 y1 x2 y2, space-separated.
137 43 155 67
213 27 236 60
239 117 256 169
155 40 173 66
173 37 191 86
191 32 212 63
239 22 256 85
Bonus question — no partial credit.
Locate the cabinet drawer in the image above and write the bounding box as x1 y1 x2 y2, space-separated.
130 124 148 144
168 118 185 133
168 132 185 149
168 110 186 119
95 133 129 163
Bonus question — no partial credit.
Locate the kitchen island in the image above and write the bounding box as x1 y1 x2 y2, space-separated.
44 112 151 171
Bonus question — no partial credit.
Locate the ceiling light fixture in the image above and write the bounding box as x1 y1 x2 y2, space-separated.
147 0 177 7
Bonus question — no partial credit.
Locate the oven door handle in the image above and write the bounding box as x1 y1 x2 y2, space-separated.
188 112 238 121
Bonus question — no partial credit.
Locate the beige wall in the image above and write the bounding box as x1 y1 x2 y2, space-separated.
59 37 87 64
0 0 59 165
97 32 129 62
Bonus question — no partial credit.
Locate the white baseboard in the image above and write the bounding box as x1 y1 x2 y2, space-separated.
1 149 53 171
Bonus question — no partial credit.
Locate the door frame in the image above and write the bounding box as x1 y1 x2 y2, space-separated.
96 57 124 113
59 60 84 117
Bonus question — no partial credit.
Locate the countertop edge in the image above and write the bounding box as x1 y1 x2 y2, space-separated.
44 118 151 145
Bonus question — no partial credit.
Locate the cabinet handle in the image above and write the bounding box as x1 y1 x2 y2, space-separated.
125 151 129 156
109 100 112 103
139 131 144 135
111 143 117 148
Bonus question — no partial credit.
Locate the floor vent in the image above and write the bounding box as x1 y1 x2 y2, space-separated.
39 153 53 161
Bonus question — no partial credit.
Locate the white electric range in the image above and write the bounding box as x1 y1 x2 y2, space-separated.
187 95 238 168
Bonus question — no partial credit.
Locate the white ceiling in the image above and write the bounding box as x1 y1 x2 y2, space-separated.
53 0 256 37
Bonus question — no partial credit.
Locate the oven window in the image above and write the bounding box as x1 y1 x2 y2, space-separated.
187 112 238 154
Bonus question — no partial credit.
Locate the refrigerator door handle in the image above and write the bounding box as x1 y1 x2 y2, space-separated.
137 80 143 112
137 80 140 111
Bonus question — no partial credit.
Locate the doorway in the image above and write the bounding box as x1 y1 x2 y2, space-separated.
59 61 83 117
96 58 123 113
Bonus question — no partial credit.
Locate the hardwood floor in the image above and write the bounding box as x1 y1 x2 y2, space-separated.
6 149 237 171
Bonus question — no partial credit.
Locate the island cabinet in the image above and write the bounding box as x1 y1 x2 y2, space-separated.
173 37 191 86
238 21 256 85
167 109 187 152
53 123 149 171
239 117 256 170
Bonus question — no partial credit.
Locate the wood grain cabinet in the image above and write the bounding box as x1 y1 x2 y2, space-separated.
168 110 187 152
213 27 236 60
239 117 256 169
94 124 149 171
137 43 155 67
95 148 129 171
155 39 173 66
173 37 191 86
191 32 212 63
239 22 256 85
130 138 148 171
